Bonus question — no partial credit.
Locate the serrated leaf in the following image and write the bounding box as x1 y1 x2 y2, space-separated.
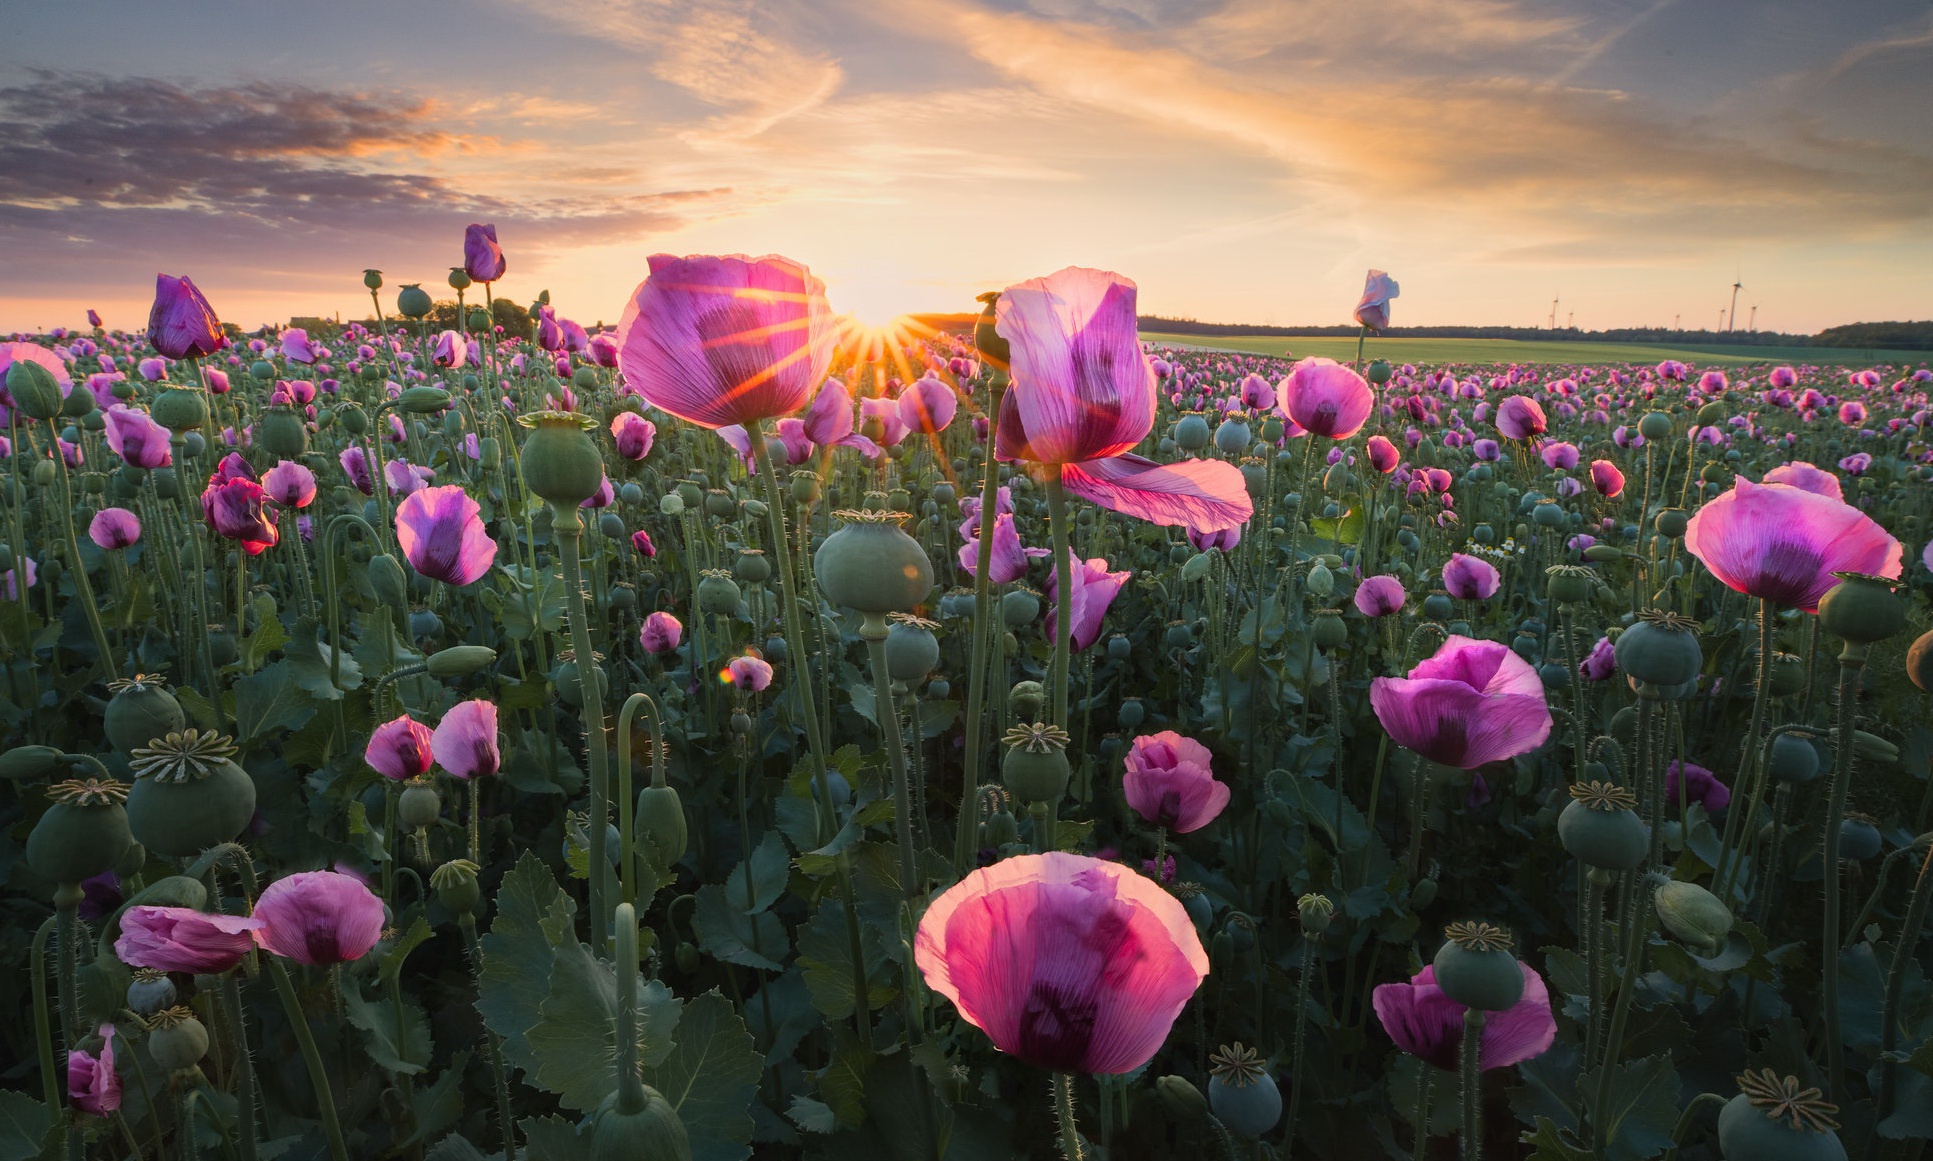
725 831 791 914
644 991 763 1161
520 1115 590 1161
341 980 431 1075
0 1090 54 1161
380 915 433 984
424 1134 489 1161
233 661 317 745
528 940 681 1112
285 615 361 698
787 1096 838 1134
797 897 895 1020
693 884 786 971
817 1025 872 1128
1578 1054 1680 1161
1524 1116 1594 1160
396 1051 471 1150
1879 1066 1933 1139
479 851 577 1076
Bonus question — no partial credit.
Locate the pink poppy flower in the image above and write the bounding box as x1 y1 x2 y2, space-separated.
897 374 958 434
1369 635 1552 769
958 512 1048 584
640 611 683 654
147 275 227 360
1372 961 1555 1071
1123 731 1229 833
1837 452 1872 476
1684 477 1901 612
251 871 385 966
1354 575 1406 617
395 485 496 586
432 699 501 780
799 377 880 457
614 253 836 430
116 906 264 973
366 714 434 781
1768 366 1797 388
727 655 773 691
1187 524 1240 552
916 851 1207 1073
994 268 1250 534
262 461 317 508
1352 269 1400 332
611 411 656 460
1366 435 1401 473
103 405 172 469
1441 553 1500 601
1044 551 1130 652
339 446 372 494
67 1025 120 1116
1578 636 1616 681
201 458 277 555
631 528 657 556
860 395 910 446
1239 374 1274 411
464 223 507 283
1665 760 1730 811
579 476 615 509
1277 357 1374 440
281 328 320 365
1588 459 1624 498
1540 442 1579 470
588 332 619 367
88 508 142 551
1495 396 1546 441
433 330 469 369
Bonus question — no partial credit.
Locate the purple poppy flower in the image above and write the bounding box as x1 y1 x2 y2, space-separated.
641 611 683 654
433 330 469 369
395 485 496 586
67 1025 120 1116
88 507 141 550
1373 961 1555 1071
611 411 656 460
116 906 265 973
1354 575 1407 617
1540 442 1579 470
251 871 385 966
1045 550 1131 652
384 458 435 497
365 714 434 780
147 275 227 360
1442 553 1500 600
631 529 656 557
340 446 373 494
1187 524 1241 552
727 655 773 691
1684 477 1901 612
432 699 500 780
1369 635 1553 769
1277 357 1374 440
104 405 171 469
957 512 1049 584
1123 731 1229 833
1578 636 1616 681
1496 396 1547 441
281 328 320 365
898 374 958 435
464 223 507 283
262 461 317 508
1353 269 1400 332
1665 760 1731 812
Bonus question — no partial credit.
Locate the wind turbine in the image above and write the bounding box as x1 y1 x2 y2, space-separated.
1748 304 1758 332
1727 275 1745 333
1549 294 1559 330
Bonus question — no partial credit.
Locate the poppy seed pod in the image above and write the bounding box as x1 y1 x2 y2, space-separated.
1614 611 1702 687
1817 573 1905 649
519 411 605 507
1557 782 1647 870
147 1008 210 1072
1208 1043 1282 1138
1174 413 1211 451
104 675 186 753
397 285 433 319
885 618 941 682
1638 411 1673 441
1717 1069 1846 1161
151 388 208 432
813 511 933 614
125 730 257 858
29 778 133 886
696 572 741 616
1002 722 1072 805
1431 922 1524 1011
6 356 65 420
257 408 307 458
430 859 481 917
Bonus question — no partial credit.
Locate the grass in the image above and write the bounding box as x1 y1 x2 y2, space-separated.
1141 332 1932 368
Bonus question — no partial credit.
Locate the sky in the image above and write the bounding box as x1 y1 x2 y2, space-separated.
3 0 1930 335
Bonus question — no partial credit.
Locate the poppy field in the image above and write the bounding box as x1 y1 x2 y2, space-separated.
3 241 1933 1161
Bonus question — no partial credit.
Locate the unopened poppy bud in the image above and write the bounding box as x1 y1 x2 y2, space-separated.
659 493 685 516
1654 879 1732 956
6 358 63 420
398 783 442 830
363 269 384 291
1157 1075 1208 1121
0 744 64 781
426 645 498 678
398 386 453 414
1008 681 1046 721
368 553 408 607
1306 562 1335 598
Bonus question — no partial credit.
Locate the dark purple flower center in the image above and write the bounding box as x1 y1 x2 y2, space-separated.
1017 980 1099 1071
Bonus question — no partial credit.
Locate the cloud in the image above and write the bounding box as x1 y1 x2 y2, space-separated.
0 71 732 295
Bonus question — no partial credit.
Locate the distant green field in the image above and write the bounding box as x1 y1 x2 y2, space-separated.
1141 332 1931 368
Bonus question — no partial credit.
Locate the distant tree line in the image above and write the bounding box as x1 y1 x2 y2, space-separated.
1812 321 1933 350
1136 316 1831 346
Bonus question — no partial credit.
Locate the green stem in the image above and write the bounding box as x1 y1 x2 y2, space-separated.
1820 653 1862 1106
30 917 60 1119
1056 1072 1085 1161
54 885 81 1065
1284 938 1316 1153
613 903 645 1113
956 377 1008 874
1583 869 1608 1072
1046 474 1073 730
863 619 921 903
553 503 614 953
1413 1066 1433 1161
1459 1009 1485 1161
1715 600 1775 903
1874 839 1933 1149
45 419 118 679
264 959 349 1161
1592 875 1649 1155
461 919 518 1161
219 973 261 1161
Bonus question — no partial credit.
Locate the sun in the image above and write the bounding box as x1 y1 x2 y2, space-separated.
829 312 940 388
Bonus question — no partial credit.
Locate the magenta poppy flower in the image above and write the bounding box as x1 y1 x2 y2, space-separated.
1838 401 1867 426
640 611 683 654
588 332 619 367
1240 374 1274 411
727 655 773 691
1837 452 1872 476
251 871 385 966
1760 463 1840 501
464 223 507 283
201 472 278 555
1355 575 1407 617
1372 961 1555 1071
773 418 815 463
536 307 564 352
1367 435 1401 473
103 405 171 469
1472 438 1501 461
3 558 35 601
432 699 500 780
1665 760 1730 811
800 377 879 456
914 851 1208 1074
1187 524 1240 552
860 395 911 446
611 411 656 460
1123 731 1229 834
1579 636 1616 681
1352 269 1400 332
1369 635 1552 769
1441 553 1500 600
614 253 837 431
433 330 469 369
88 507 141 550
339 446 373 494
136 358 167 382
147 275 227 360
1540 442 1579 470
206 368 231 395
281 328 320 365
958 512 1049 584
994 268 1250 534
579 476 615 510
366 714 434 781
67 1025 120 1116
1045 551 1131 652
87 309 102 329
116 906 264 973
1277 357 1374 440
898 374 958 435
1769 366 1798 388
1684 477 1901 612
631 528 657 557
1495 396 1546 441
1588 460 1624 498
395 485 496 586
262 461 317 508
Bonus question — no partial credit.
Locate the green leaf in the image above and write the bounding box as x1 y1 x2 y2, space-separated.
0 1090 54 1161
528 940 682 1112
1578 1054 1680 1161
693 884 786 971
817 1024 872 1128
644 991 763 1161
233 661 318 746
1880 1066 1933 1139
395 1052 471 1150
787 1096 838 1135
797 897 895 1020
173 685 221 732
724 831 791 914
520 1115 590 1161
1524 1117 1595 1161
341 980 431 1075
479 851 578 1076
380 915 433 984
241 592 287 669
285 615 362 699
424 1134 489 1161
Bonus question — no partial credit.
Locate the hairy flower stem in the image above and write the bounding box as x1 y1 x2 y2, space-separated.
30 918 59 1116
1592 878 1650 1154
1583 868 1609 1070
1820 651 1863 1106
1284 938 1317 1153
1413 1066 1433 1161
552 503 614 952
1045 475 1074 731
1874 839 1933 1149
1056 1073 1085 1161
219 973 262 1161
956 375 1008 874
266 959 349 1161
1459 1008 1485 1161
613 903 645 1114
43 419 118 678
1715 600 1776 903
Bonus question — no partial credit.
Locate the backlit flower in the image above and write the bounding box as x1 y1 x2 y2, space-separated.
464 223 507 283
1369 635 1552 769
641 610 683 654
251 871 385 965
104 405 171 468
395 485 497 586
1373 961 1554 1071
1684 477 1901 612
366 714 434 781
1442 553 1500 601
1354 575 1406 617
67 1025 120 1116
1045 551 1130 652
1123 731 1229 833
88 508 141 551
148 275 227 360
116 906 264 974
431 699 500 780
1277 358 1374 440
1495 396 1546 441
1352 269 1400 332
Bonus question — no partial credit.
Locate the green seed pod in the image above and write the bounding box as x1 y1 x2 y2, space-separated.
520 412 605 507
588 1086 692 1161
430 859 481 917
151 387 208 432
885 617 941 682
368 553 409 608
637 785 688 870
703 489 737 519
125 730 257 858
1767 733 1821 784
336 403 369 435
28 778 133 885
257 407 308 458
1717 1070 1846 1161
696 571 741 616
1431 922 1524 1011
553 658 608 709
675 481 703 510
1638 411 1673 441
733 551 772 585
1174 413 1211 451
398 784 441 829
1313 610 1347 650
6 357 64 420
147 1008 211 1072
1557 783 1648 870
104 675 187 753
1818 573 1905 648
1547 565 1594 605
397 285 433 319
1614 611 1702 686
426 645 498 678
1306 562 1335 598
1296 893 1335 935
0 744 64 781
1654 879 1732 956
1366 359 1393 385
1215 417 1251 455
813 511 934 614
1002 722 1071 805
